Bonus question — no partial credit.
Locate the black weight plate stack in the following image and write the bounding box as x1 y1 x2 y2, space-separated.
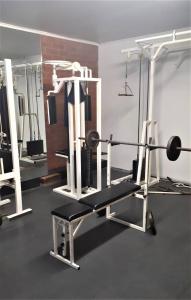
167 136 181 161
85 130 100 149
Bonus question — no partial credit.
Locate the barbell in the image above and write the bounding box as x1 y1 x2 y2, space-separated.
79 130 191 161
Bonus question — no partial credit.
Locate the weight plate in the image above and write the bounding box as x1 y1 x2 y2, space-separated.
85 130 100 149
167 136 181 161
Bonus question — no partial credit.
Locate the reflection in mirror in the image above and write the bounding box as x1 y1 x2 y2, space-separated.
0 27 48 187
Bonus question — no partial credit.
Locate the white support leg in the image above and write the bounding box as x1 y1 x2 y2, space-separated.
68 102 75 194
66 161 71 188
4 59 32 220
136 121 147 185
53 216 58 255
50 217 80 270
147 57 156 184
96 80 102 191
154 122 160 182
142 147 150 232
80 101 85 144
106 142 111 187
74 79 82 199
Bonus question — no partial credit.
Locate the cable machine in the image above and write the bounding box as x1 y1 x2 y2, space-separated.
12 62 46 164
46 60 102 200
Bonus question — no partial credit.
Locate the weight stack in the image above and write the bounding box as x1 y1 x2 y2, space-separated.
74 147 93 188
132 158 145 181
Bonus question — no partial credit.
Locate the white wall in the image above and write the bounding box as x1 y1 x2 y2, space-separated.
99 30 191 183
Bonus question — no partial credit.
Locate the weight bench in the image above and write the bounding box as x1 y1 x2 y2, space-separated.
50 181 147 270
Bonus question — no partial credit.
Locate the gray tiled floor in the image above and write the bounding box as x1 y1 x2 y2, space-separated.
0 169 190 299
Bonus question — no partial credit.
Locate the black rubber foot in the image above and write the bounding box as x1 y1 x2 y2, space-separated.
0 215 3 226
97 209 106 217
147 211 157 236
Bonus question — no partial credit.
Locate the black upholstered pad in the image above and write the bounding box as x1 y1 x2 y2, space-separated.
52 202 92 221
80 181 141 210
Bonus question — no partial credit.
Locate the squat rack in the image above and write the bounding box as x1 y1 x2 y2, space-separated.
122 29 191 186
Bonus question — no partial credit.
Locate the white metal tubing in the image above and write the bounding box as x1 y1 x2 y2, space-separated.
61 223 66 257
0 158 4 174
80 101 85 144
111 174 132 185
108 216 145 232
68 102 75 194
153 37 191 60
142 147 150 231
66 161 70 188
0 199 11 206
74 79 82 199
69 223 74 263
4 59 30 215
106 206 111 218
55 77 100 82
146 57 155 184
136 29 191 44
50 251 80 270
148 59 155 122
136 121 147 185
48 77 100 96
106 142 111 186
147 122 153 183
154 122 160 181
96 80 102 191
53 216 58 255
73 219 84 237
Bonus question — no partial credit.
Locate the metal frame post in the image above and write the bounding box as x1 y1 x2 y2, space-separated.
68 102 75 194
4 59 32 220
96 80 102 191
106 142 111 187
74 79 82 199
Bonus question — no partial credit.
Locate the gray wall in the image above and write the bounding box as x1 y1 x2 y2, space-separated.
99 31 191 183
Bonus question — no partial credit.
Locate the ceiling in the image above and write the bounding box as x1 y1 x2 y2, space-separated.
0 0 190 43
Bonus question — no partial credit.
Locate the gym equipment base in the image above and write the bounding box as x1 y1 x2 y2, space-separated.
7 208 32 220
53 185 99 200
50 251 80 270
0 199 11 206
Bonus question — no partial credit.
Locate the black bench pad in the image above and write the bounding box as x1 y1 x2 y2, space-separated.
52 202 92 221
80 181 141 210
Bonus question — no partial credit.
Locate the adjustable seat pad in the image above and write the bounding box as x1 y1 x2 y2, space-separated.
80 181 141 210
52 202 92 221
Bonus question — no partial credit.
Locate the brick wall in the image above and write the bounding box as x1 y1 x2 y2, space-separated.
41 36 98 171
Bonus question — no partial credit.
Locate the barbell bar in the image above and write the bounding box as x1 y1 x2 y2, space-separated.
79 130 191 161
